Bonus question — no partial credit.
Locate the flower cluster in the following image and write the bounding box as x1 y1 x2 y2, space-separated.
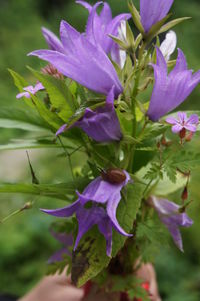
10 0 200 291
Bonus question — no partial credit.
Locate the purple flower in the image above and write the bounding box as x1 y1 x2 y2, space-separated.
16 82 44 99
41 170 132 257
140 0 174 33
77 1 131 55
42 27 64 53
29 21 123 98
152 197 193 251
56 88 122 142
166 112 199 134
48 231 73 264
147 47 200 121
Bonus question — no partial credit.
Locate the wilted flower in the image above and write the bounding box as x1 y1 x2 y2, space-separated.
48 231 73 264
166 112 199 134
56 88 122 142
41 170 132 256
152 197 193 251
29 20 123 98
147 47 200 121
77 1 131 55
160 31 177 61
140 0 174 33
16 82 44 99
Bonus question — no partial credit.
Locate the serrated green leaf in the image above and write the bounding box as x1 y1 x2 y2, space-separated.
28 68 76 122
112 183 143 257
31 94 63 131
158 17 191 34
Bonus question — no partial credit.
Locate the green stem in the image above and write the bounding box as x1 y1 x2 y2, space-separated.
128 42 146 172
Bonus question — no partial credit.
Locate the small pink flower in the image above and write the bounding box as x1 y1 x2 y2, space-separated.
166 112 199 134
16 82 44 99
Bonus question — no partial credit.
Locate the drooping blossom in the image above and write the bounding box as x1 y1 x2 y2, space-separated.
29 20 123 98
147 47 200 121
48 231 73 264
151 196 193 251
16 82 44 99
41 170 132 256
166 112 199 134
160 31 177 61
56 87 122 142
140 0 174 33
77 1 131 55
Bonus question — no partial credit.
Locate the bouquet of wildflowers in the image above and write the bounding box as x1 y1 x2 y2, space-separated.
2 0 200 300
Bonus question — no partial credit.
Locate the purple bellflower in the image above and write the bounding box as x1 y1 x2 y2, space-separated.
56 87 122 142
77 1 131 56
48 231 73 264
140 0 174 33
147 47 200 121
29 20 122 98
166 112 199 134
41 171 132 257
16 82 44 99
152 197 193 251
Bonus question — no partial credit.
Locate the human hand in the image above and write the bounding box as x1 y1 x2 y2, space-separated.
18 272 83 301
18 263 161 301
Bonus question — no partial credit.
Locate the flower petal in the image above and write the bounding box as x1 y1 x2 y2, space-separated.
160 31 177 61
42 27 64 52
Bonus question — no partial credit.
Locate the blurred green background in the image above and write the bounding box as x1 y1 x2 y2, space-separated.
0 0 199 300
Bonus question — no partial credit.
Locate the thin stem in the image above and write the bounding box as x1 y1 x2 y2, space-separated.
58 136 75 182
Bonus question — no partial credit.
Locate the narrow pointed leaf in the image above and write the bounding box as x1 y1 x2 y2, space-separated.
158 17 191 34
128 1 144 34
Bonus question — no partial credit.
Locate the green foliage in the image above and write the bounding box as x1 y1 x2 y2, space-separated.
0 178 89 200
71 226 110 287
29 68 77 121
112 183 143 256
0 107 50 132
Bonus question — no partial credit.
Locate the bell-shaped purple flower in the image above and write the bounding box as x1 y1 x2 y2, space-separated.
29 20 123 98
77 1 131 55
56 88 122 142
48 231 73 264
166 112 199 134
152 197 193 251
41 170 132 257
147 47 200 121
140 0 174 33
16 82 44 99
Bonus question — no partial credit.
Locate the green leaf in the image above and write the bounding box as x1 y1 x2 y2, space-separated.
29 68 76 122
0 179 89 200
158 17 191 34
71 227 110 287
128 1 144 34
112 183 143 257
145 14 171 40
8 69 34 108
31 94 63 131
0 139 75 151
0 107 50 132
